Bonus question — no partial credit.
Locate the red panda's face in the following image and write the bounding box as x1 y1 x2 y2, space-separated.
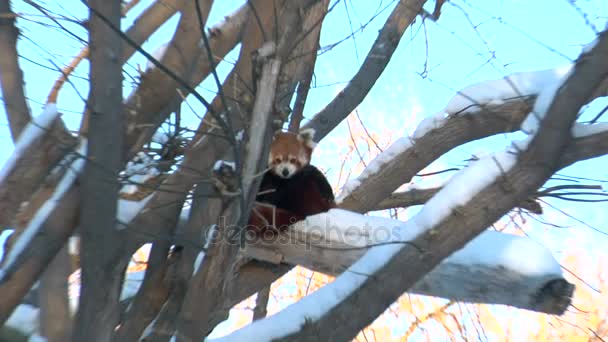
268 129 316 179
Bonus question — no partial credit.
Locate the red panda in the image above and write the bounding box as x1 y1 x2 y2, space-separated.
247 128 335 234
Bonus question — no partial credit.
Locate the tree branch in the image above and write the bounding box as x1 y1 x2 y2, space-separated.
303 0 428 141
72 0 125 339
0 1 31 140
243 215 573 314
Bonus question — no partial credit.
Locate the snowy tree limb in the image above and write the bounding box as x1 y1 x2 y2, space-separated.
242 213 572 314
303 0 428 141
0 185 80 324
270 28 608 342
338 98 534 213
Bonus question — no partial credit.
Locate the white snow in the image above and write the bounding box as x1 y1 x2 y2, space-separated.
120 152 160 195
521 67 573 134
0 103 60 185
5 304 39 337
451 229 562 277
193 251 206 275
146 43 169 70
0 139 87 282
415 151 517 229
213 160 236 172
412 111 449 139
447 66 572 115
192 224 216 275
116 194 154 226
336 138 412 203
571 122 608 138
235 130 245 142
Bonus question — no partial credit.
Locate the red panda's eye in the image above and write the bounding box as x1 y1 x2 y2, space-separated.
274 158 282 164
290 158 297 164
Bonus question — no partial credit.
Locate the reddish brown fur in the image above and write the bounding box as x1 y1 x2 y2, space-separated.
247 129 334 235
268 131 313 173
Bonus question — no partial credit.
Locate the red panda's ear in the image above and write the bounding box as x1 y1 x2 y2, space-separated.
298 128 317 149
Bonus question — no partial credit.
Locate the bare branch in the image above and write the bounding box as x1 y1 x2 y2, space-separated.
72 0 125 339
47 0 166 104
39 246 72 342
0 1 32 139
303 0 427 141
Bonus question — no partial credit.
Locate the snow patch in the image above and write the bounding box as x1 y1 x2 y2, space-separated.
117 194 154 226
415 150 517 229
120 152 160 195
521 67 573 134
571 122 608 138
413 111 448 139
447 66 572 115
213 160 236 172
0 103 60 185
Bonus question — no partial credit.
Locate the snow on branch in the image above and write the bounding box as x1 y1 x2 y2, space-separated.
0 103 60 185
221 144 560 341
243 209 570 313
338 60 608 213
0 139 87 282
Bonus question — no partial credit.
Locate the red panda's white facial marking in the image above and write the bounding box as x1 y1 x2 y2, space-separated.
268 129 316 178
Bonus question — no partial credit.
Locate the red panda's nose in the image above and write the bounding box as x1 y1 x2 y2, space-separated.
281 168 290 177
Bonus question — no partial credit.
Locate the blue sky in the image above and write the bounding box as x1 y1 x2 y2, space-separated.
1 0 608 339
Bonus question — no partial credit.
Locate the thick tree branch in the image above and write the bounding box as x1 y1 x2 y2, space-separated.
338 98 534 213
124 0 239 158
375 187 542 213
243 220 572 315
0 1 31 140
303 0 427 141
72 0 125 340
39 246 72 342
